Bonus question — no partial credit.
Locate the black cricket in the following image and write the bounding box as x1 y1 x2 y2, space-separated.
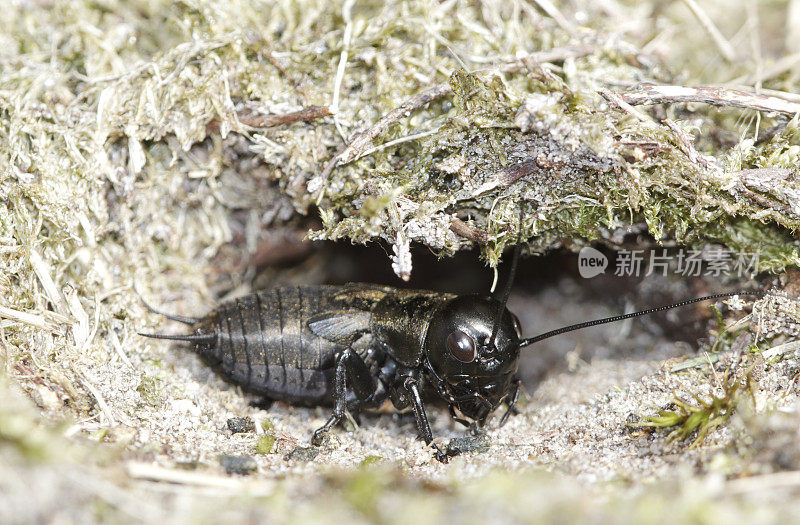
139 253 764 463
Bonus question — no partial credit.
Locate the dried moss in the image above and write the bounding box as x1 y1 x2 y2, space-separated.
314 64 800 272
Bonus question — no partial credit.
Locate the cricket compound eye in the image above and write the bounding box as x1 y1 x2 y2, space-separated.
447 330 477 363
510 312 522 338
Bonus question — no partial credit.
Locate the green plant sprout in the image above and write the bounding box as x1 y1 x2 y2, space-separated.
633 367 756 446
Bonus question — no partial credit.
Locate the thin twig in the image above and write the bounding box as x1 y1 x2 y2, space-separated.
207 106 332 131
29 249 66 315
662 119 716 170
108 329 135 370
238 106 332 128
76 369 117 426
618 85 800 115
358 129 438 159
472 159 541 198
319 44 596 180
530 0 576 35
704 351 722 389
598 88 658 126
729 53 800 86
680 0 737 62
319 82 452 179
450 218 490 244
761 340 800 360
753 87 800 103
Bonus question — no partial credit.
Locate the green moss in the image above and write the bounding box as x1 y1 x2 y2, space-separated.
254 434 276 455
342 467 389 518
358 455 383 467
0 409 61 461
313 62 800 274
136 377 162 407
633 367 755 446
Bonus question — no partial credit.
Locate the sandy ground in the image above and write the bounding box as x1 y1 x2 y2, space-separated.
5 267 800 524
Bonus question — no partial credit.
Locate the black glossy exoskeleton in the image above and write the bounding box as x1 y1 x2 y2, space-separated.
140 278 765 463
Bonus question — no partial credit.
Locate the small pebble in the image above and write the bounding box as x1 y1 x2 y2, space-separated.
315 432 341 450
285 446 320 462
447 434 491 456
220 454 257 475
227 417 255 434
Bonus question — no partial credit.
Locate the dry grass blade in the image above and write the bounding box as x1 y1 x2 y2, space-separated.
126 462 274 494
680 0 737 62
0 306 59 332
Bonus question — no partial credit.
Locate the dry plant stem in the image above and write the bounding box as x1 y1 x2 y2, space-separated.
597 89 657 125
449 218 490 244
662 119 714 170
680 0 737 62
529 0 576 36
207 106 332 131
473 159 541 198
619 85 800 115
239 106 333 128
0 306 55 331
319 44 596 180
319 82 452 179
126 462 273 493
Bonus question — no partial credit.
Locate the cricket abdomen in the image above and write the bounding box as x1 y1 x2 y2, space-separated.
195 286 350 405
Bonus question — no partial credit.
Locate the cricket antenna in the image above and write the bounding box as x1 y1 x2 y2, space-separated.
138 332 216 343
518 290 766 348
489 210 523 348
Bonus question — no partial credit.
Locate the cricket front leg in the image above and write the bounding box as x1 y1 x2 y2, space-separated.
498 377 521 428
403 377 449 463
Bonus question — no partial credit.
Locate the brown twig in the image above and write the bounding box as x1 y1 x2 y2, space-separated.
207 106 332 132
618 85 800 115
319 44 596 181
473 159 542 198
449 218 490 244
239 106 332 128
